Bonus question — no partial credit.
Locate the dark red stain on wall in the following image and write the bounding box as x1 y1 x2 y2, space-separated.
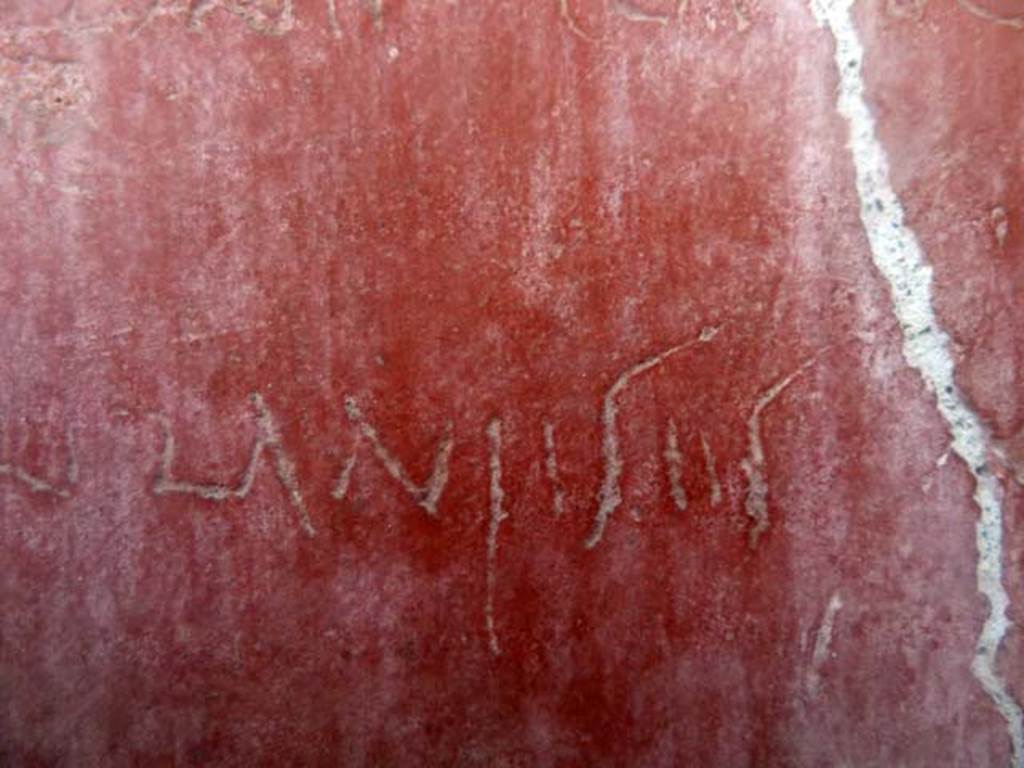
1 0 1022 765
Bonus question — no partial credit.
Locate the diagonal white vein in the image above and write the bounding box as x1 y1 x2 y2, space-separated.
808 0 1023 762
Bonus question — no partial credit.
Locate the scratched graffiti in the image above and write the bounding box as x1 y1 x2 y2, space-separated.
1 332 820 553
0 332 828 661
0 430 77 499
153 392 316 536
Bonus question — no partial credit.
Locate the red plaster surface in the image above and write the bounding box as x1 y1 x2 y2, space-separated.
0 0 1021 765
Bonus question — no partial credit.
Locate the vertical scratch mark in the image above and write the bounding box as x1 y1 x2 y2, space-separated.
992 207 1009 250
325 0 342 38
66 428 79 486
485 418 507 657
153 393 316 537
806 592 843 697
740 358 815 549
700 431 721 506
809 0 1024 759
343 396 453 517
583 325 720 550
543 421 566 518
664 417 688 513
252 394 315 537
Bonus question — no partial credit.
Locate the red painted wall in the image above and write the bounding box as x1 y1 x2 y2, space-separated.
2 1 1023 764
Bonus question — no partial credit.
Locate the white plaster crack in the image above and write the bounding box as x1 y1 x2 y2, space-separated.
808 0 1024 760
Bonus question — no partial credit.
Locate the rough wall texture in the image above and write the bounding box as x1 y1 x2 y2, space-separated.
1 0 1023 765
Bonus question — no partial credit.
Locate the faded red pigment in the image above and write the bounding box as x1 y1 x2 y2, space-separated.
1 0 1023 765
